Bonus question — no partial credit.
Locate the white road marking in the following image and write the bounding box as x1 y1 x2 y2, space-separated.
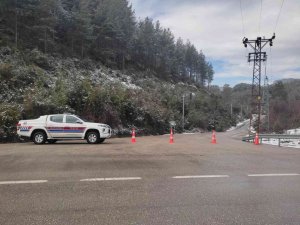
248 173 300 177
80 178 105 182
2 173 297 185
172 175 229 179
104 177 142 181
80 177 142 182
0 180 48 185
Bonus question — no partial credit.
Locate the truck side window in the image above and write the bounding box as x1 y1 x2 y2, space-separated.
50 115 64 123
66 116 78 124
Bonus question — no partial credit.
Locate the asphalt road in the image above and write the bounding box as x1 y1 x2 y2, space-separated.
0 131 299 225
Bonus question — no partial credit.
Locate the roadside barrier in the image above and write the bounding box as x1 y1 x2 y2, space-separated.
211 130 217 144
242 133 300 147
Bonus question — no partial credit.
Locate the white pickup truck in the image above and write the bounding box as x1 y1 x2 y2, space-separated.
17 114 111 144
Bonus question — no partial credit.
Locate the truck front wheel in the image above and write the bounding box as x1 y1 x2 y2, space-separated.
86 131 100 144
33 131 47 145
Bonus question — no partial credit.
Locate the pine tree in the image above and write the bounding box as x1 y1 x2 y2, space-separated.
0 0 37 48
32 0 61 53
89 0 135 67
156 28 175 76
206 62 214 88
0 0 214 85
133 17 156 69
185 41 198 81
174 38 186 78
198 51 207 86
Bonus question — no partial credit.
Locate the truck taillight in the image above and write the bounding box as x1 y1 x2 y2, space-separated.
17 123 21 130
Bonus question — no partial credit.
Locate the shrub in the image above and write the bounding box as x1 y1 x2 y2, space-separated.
0 63 13 81
0 104 21 142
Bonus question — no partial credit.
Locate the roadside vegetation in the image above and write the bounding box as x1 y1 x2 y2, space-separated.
0 0 299 142
0 47 237 142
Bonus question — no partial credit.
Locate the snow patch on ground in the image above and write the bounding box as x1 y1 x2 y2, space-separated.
286 128 300 135
91 69 142 90
262 127 300 149
262 138 300 149
227 119 250 132
228 119 300 149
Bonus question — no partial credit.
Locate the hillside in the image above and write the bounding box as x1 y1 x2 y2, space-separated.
0 0 232 142
1 0 299 142
226 79 300 133
0 47 236 142
0 0 213 86
268 79 300 132
2 43 299 142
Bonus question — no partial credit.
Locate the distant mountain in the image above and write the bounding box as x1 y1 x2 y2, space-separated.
275 78 300 84
229 78 300 133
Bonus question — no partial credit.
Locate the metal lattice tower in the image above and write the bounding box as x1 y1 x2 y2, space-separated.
242 34 275 134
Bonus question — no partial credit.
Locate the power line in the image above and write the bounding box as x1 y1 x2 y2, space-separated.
274 0 285 32
239 0 246 37
263 74 270 132
259 0 263 35
239 0 249 58
269 46 273 79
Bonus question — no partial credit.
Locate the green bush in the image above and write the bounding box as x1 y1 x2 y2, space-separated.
29 49 52 70
0 63 13 81
0 104 21 142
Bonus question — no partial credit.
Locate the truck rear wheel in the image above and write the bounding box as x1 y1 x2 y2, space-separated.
86 131 100 144
33 131 46 145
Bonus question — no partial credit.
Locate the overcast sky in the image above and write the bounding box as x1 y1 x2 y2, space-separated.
129 0 300 87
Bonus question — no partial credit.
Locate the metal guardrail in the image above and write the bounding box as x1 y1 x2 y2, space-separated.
242 134 300 147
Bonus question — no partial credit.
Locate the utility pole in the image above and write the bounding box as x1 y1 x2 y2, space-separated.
182 95 185 131
240 105 243 120
182 92 195 131
242 34 275 134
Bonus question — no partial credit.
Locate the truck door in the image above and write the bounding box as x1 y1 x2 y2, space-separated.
63 115 87 138
46 115 65 138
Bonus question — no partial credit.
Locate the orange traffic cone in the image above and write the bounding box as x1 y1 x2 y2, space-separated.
254 132 259 145
169 128 174 144
211 130 217 144
131 128 136 143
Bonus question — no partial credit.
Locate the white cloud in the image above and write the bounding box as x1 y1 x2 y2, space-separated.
130 0 300 86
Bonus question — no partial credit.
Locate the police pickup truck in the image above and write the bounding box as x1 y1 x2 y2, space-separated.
17 114 111 144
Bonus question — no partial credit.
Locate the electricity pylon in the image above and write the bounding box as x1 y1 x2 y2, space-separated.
242 34 275 134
